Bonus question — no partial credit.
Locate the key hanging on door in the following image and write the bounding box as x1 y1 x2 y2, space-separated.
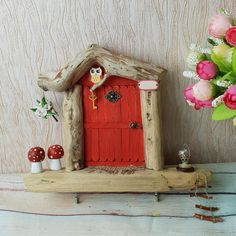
89 91 98 110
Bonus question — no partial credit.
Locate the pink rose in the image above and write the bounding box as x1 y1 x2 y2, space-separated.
225 27 236 46
196 60 218 80
192 80 214 101
223 85 236 110
184 85 213 110
208 13 232 38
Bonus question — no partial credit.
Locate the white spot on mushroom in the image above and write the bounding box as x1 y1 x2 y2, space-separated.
34 149 37 151
59 152 61 154
29 155 31 158
55 152 57 154
53 146 55 149
40 151 43 154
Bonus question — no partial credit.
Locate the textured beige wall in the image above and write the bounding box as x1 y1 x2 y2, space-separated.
1 0 235 174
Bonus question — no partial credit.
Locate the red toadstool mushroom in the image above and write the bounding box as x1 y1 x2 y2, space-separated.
47 145 64 170
28 147 45 173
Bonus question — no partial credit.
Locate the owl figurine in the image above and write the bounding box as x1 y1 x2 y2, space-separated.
90 67 102 84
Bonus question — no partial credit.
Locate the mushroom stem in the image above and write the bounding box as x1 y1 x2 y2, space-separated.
50 159 62 170
31 162 43 173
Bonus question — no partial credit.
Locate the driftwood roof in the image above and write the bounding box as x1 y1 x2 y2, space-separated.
38 44 167 92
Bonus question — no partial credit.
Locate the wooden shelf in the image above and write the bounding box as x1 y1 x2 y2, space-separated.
24 167 212 193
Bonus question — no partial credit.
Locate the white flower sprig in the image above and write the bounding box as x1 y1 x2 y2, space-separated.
212 95 224 108
216 80 232 88
183 71 200 80
208 36 225 46
190 44 211 54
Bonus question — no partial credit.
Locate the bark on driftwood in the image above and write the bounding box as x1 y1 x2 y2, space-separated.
38 44 166 92
63 84 84 171
140 90 164 170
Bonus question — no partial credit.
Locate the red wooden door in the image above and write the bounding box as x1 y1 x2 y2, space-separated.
80 72 144 167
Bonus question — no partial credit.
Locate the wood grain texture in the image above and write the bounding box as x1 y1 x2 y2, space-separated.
23 167 212 192
0 163 236 236
1 0 236 174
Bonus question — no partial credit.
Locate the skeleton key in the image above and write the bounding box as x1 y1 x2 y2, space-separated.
89 92 98 110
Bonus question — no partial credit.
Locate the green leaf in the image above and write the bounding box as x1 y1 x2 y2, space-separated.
221 71 236 84
30 108 37 112
41 96 47 107
207 38 218 46
218 8 230 15
222 71 232 80
212 104 236 120
211 52 231 73
232 18 236 26
232 48 236 75
46 111 57 116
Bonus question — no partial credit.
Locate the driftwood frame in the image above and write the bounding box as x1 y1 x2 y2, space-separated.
24 44 212 193
38 44 167 171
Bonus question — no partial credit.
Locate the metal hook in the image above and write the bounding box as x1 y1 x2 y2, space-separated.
154 192 160 202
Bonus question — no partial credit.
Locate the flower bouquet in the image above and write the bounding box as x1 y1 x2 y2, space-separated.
31 96 58 121
183 9 236 126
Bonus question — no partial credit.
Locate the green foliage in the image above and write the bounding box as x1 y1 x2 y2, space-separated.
232 48 236 76
211 52 231 73
207 38 218 46
46 111 57 118
212 104 236 120
218 8 230 15
232 18 236 26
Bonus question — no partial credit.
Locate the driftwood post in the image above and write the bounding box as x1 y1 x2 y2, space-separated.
63 84 84 171
140 90 163 170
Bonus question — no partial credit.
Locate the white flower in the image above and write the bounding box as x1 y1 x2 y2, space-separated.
212 95 223 107
208 36 225 45
216 80 232 88
190 44 211 54
35 107 47 118
43 102 52 111
186 52 204 67
183 71 200 80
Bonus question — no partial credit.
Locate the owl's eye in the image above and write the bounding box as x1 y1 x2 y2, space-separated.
96 68 102 75
90 68 95 74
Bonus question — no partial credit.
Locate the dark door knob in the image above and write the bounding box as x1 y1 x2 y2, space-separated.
130 122 138 129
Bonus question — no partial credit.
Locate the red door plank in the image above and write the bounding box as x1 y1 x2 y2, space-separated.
121 129 130 163
84 129 99 162
98 129 122 164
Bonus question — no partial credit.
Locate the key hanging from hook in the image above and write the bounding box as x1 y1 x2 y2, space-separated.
89 91 98 110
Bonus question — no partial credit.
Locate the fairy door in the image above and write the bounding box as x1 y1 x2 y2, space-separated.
80 70 145 167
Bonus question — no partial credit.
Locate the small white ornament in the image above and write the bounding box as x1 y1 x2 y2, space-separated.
138 80 159 90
